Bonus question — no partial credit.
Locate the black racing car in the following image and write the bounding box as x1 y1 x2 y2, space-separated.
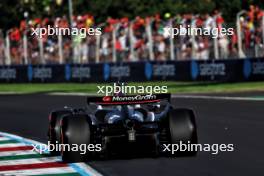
48 94 198 162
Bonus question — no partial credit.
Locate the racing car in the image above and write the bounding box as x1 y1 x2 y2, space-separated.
48 93 198 162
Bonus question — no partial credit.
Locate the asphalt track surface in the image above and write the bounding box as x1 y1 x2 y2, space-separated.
0 94 263 176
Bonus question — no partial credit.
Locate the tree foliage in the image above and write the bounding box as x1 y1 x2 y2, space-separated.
0 0 263 32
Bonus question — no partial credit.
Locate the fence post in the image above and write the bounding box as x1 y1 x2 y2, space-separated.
255 45 259 57
262 15 264 45
213 16 219 59
236 10 246 58
129 21 136 61
191 18 196 59
23 34 28 64
146 18 154 61
169 19 175 60
0 30 3 65
95 34 101 63
112 25 117 62
58 33 63 64
68 0 74 63
5 31 11 65
38 36 45 64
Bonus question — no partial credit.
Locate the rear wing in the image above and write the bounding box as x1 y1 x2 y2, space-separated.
87 94 171 105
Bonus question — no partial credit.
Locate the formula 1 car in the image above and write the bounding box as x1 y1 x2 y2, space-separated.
48 94 198 162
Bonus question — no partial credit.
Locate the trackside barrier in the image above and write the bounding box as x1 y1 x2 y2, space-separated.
0 58 263 83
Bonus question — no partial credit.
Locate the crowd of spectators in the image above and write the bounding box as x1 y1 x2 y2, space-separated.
0 5 263 65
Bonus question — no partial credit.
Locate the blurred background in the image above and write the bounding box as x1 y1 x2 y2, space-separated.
0 0 263 65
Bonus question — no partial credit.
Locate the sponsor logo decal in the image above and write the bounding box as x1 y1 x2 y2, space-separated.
27 66 52 81
191 61 226 80
153 64 175 77
103 64 130 81
0 68 16 79
112 95 157 102
72 66 91 79
103 96 112 102
252 61 264 74
110 65 130 78
65 65 91 81
243 59 264 79
199 63 225 77
145 63 175 80
33 68 52 79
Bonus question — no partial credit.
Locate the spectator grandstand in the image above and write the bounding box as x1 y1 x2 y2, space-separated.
0 5 263 65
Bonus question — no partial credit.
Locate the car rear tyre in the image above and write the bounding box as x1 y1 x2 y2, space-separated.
48 110 72 156
168 108 198 156
60 114 91 162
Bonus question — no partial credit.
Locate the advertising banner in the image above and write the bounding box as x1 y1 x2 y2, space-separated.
0 58 263 83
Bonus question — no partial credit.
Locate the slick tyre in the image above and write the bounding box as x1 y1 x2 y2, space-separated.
60 114 91 163
48 110 72 156
168 108 198 156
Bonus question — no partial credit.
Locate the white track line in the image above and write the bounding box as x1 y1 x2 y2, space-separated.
0 143 28 148
0 157 60 166
0 137 11 141
0 150 37 157
0 133 45 150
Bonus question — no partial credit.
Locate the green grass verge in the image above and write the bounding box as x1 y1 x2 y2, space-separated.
0 81 263 94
